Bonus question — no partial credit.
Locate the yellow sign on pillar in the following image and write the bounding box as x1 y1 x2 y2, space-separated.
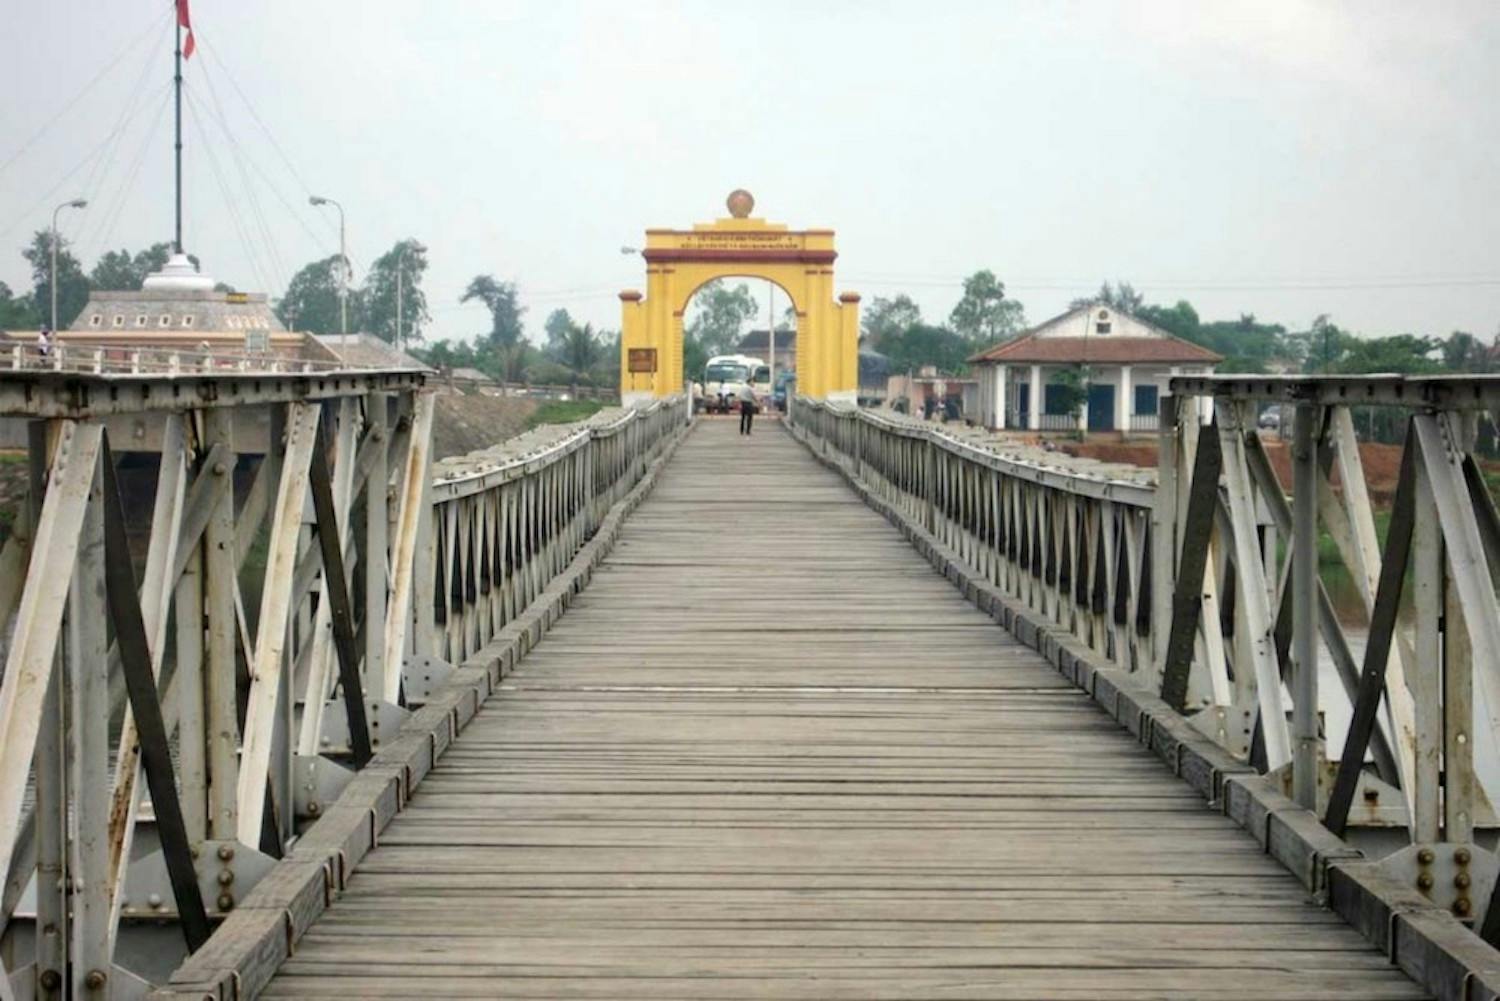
618 191 859 404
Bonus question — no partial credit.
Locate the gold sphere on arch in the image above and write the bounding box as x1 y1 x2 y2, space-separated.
726 189 755 218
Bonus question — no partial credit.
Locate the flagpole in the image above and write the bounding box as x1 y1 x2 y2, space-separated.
174 0 183 253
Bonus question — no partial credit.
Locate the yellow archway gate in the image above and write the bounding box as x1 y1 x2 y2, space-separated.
619 190 860 404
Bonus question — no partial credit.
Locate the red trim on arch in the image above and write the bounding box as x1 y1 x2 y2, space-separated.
641 249 838 265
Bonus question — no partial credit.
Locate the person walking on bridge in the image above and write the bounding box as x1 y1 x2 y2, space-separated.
738 380 756 436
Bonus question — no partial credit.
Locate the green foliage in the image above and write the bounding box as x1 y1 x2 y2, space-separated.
276 255 363 334
0 282 39 330
88 242 183 291
685 279 758 356
526 357 576 385
362 239 429 345
559 321 604 379
1047 364 1090 416
526 399 605 429
949 270 1025 345
542 309 575 359
460 275 525 349
861 293 921 351
684 331 710 383
881 323 972 375
1442 330 1492 372
23 230 89 329
1071 281 1144 312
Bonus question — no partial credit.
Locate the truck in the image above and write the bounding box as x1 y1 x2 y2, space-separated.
701 354 765 414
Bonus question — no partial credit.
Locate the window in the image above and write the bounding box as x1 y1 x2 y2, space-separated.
135 315 148 327
159 315 172 327
1134 384 1159 416
181 315 195 328
112 315 124 328
88 314 102 327
1095 321 1112 334
1043 384 1072 415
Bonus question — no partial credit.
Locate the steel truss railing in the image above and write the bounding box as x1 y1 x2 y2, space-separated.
422 395 689 666
793 378 1500 945
0 361 686 998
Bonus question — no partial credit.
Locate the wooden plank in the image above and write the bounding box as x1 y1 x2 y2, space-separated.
255 419 1424 1001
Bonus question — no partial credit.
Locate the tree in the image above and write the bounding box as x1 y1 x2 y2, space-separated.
276 255 362 334
23 230 90 329
1047 364 1090 421
880 323 972 375
1071 281 1144 312
1301 314 1354 373
861 293 921 350
683 331 709 383
559 322 603 381
949 270 1025 345
0 282 39 330
363 239 429 345
542 308 575 360
1442 330 1490 373
90 243 199 291
685 279 758 356
460 275 525 349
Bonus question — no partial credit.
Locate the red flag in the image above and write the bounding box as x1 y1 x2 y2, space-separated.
176 0 196 59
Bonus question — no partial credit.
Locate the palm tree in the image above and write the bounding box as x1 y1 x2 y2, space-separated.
561 322 602 383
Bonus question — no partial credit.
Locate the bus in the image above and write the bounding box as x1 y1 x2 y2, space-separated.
701 354 764 413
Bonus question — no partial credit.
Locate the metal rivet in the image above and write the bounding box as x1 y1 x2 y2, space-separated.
308 801 322 817
1456 848 1472 865
148 892 163 909
218 893 235 911
1418 848 1435 865
217 870 235 887
1455 872 1472 889
217 844 235 861
84 970 107 990
1454 898 1472 917
213 462 227 475
39 969 61 991
1417 873 1434 890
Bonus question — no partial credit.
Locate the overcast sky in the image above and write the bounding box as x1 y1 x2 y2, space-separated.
3 1 1498 344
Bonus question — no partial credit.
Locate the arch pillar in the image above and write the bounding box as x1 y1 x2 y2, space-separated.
620 193 857 403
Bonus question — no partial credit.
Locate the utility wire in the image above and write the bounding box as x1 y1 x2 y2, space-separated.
188 77 288 292
89 91 173 262
0 7 171 178
195 37 352 254
0 81 172 243
187 104 272 295
75 29 175 256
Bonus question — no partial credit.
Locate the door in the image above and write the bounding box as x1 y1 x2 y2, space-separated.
1087 384 1115 431
1015 384 1029 428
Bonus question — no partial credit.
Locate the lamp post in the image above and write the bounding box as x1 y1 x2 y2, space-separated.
50 198 87 334
309 195 348 344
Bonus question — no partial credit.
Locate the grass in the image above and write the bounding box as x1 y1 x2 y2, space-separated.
526 399 606 430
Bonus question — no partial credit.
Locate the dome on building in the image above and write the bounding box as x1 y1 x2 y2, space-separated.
141 252 217 292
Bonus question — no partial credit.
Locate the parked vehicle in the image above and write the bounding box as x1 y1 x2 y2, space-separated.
772 371 796 412
702 354 763 413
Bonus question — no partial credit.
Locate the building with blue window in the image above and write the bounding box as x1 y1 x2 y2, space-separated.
968 302 1221 433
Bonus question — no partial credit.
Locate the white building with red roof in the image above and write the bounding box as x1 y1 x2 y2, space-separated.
967 302 1221 433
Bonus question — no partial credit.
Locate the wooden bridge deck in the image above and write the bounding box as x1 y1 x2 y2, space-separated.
264 418 1425 1000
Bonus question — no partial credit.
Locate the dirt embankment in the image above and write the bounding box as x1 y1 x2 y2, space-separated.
1062 438 1407 505
431 392 540 460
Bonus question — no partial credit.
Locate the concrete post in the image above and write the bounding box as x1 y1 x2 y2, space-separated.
1118 365 1132 432
995 365 1008 430
1028 365 1042 430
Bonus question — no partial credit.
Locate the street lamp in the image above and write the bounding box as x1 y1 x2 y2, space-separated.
309 195 348 344
50 198 87 334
